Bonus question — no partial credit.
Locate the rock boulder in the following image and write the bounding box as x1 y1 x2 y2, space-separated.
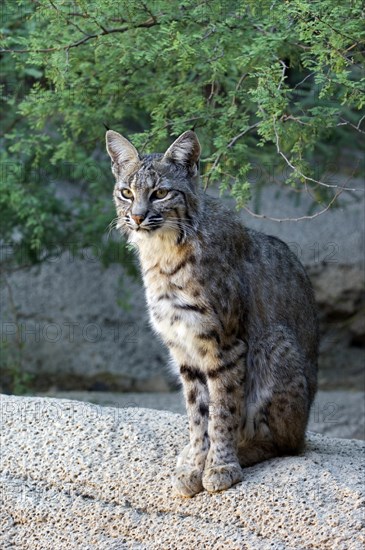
1 395 364 549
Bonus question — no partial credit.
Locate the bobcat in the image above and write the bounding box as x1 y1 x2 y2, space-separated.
106 129 319 497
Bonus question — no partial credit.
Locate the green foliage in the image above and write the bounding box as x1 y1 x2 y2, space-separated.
0 339 34 395
0 272 34 394
0 0 364 266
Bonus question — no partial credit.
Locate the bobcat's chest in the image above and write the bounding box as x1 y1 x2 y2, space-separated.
151 296 211 371
143 267 213 362
145 275 205 338
137 234 214 360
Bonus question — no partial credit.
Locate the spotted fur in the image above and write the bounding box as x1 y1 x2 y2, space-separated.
106 130 319 497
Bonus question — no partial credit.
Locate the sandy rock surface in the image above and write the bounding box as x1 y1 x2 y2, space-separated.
1 395 364 549
39 389 365 440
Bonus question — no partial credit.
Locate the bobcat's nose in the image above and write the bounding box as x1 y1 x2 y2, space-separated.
131 213 146 225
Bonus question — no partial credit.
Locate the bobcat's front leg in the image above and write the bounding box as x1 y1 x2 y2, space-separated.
173 365 210 497
202 340 246 493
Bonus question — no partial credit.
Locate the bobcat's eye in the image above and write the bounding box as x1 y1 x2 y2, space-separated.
152 188 169 200
120 188 133 200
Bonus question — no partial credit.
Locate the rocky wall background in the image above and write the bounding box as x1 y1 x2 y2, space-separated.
1 180 364 394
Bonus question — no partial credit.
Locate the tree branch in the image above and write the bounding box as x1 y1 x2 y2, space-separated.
337 115 365 134
278 60 287 90
313 14 359 45
231 73 248 106
272 119 358 191
242 166 359 222
242 187 343 222
0 18 159 54
205 123 259 188
227 123 260 148
292 72 315 90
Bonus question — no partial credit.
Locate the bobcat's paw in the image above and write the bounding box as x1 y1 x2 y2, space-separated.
202 462 243 493
173 466 204 498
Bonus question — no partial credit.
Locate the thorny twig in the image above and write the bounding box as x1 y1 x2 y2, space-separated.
337 115 365 134
242 167 359 222
272 118 358 191
242 188 343 222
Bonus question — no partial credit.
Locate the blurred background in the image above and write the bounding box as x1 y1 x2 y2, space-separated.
1 1 364 439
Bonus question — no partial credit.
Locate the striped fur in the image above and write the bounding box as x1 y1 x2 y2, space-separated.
106 130 319 497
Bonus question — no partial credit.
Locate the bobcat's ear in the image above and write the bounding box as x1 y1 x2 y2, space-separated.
105 130 139 172
163 131 201 173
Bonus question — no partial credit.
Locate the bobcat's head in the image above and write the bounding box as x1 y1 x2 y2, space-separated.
106 130 201 243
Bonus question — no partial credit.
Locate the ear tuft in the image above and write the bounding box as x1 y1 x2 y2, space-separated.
105 130 139 171
163 130 201 172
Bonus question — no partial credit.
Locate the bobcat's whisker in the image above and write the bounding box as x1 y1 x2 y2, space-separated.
105 217 119 239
